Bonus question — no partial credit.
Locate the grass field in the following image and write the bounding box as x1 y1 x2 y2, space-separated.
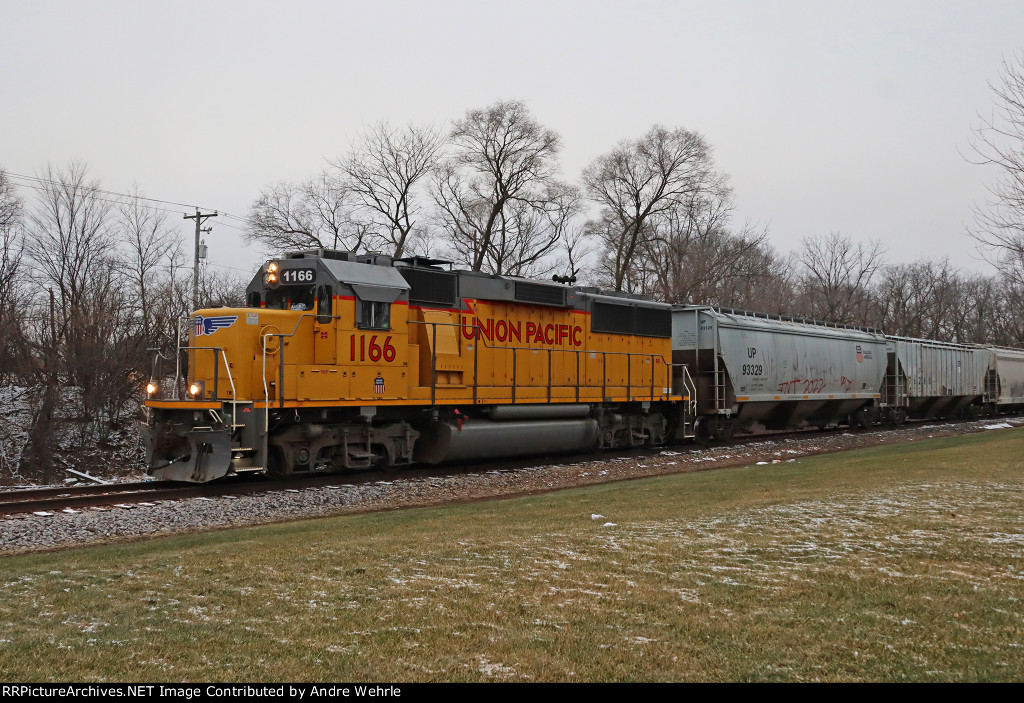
2 428 1023 682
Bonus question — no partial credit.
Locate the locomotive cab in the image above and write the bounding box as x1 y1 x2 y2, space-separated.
142 249 414 482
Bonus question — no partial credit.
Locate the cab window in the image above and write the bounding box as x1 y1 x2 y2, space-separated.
316 285 333 324
359 300 391 330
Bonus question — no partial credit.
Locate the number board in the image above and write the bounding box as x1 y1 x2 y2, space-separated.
280 268 316 285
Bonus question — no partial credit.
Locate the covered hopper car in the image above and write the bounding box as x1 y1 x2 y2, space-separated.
988 346 1024 411
882 337 995 423
670 306 888 441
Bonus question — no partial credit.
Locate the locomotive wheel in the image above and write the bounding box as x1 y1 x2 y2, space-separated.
266 445 287 478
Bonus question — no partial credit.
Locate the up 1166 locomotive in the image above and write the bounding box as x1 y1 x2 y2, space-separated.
142 250 695 482
142 249 1024 482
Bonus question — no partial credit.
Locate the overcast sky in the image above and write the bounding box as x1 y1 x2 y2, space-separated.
3 0 1023 279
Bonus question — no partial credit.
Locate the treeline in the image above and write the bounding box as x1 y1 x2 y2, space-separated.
0 164 245 482
247 98 1024 346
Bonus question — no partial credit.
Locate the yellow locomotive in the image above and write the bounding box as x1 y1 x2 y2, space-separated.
142 250 696 482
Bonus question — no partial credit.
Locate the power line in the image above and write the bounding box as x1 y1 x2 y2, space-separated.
7 174 259 275
5 171 251 226
10 181 191 218
8 172 207 212
205 261 256 273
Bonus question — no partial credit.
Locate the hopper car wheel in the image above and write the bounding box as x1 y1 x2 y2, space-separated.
694 417 714 446
887 408 906 427
856 407 877 429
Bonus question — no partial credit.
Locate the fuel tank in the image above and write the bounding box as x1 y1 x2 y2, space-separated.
415 418 599 464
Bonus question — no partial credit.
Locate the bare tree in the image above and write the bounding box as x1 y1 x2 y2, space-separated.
474 182 581 277
197 267 247 308
796 232 885 324
872 259 970 339
582 125 715 291
25 162 117 355
0 169 27 382
246 172 369 253
723 242 796 314
18 162 125 478
956 272 1006 344
0 168 21 235
968 52 1024 279
337 121 443 258
433 99 565 273
116 185 180 341
67 266 145 444
555 217 594 283
992 275 1024 346
629 177 763 302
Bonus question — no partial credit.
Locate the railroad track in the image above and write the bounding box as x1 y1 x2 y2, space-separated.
0 416 1007 518
0 480 236 518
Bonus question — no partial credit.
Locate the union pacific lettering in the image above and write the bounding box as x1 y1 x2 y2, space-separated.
461 316 584 347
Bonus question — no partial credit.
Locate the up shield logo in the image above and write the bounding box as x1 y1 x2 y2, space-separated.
856 345 863 363
194 315 238 337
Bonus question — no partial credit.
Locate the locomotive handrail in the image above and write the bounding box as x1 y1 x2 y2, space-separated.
669 363 698 417
150 314 217 400
187 346 238 430
146 347 178 399
149 346 235 403
169 311 683 431
261 313 342 431
406 318 677 405
150 345 239 430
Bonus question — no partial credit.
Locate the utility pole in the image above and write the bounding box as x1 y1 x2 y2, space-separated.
184 208 217 311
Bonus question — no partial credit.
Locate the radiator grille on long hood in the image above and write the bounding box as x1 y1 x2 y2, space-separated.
399 267 458 307
514 281 566 307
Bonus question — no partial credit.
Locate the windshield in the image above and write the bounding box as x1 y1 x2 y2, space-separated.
265 286 315 311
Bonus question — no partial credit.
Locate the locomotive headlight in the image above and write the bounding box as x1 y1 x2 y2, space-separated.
146 382 157 395
188 381 205 398
264 261 280 287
